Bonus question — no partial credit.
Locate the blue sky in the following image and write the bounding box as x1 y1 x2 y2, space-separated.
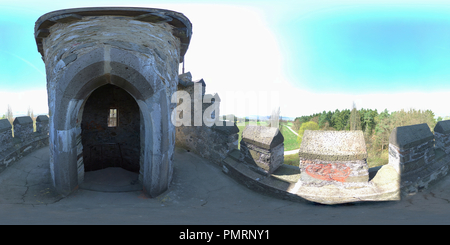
279 4 450 94
1 0 450 118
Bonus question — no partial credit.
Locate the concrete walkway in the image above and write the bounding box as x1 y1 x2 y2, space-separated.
283 125 300 155
284 125 298 136
1 146 450 224
284 149 299 155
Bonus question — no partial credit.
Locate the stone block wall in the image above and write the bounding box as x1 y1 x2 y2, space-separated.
388 123 435 176
36 115 49 135
80 84 141 173
0 115 49 172
13 116 34 143
239 126 284 175
434 120 450 155
174 72 239 165
386 121 450 195
298 130 369 186
0 119 13 154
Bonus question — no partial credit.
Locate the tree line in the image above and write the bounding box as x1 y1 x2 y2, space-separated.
293 104 446 153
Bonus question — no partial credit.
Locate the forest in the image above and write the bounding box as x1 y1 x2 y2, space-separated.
291 104 448 167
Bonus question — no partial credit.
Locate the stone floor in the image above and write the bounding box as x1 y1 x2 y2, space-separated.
1 146 450 224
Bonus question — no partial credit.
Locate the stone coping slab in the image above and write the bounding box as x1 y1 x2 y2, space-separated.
211 122 239 135
13 116 33 125
434 120 450 135
241 126 284 150
299 130 367 161
0 119 12 133
36 115 49 122
389 123 434 150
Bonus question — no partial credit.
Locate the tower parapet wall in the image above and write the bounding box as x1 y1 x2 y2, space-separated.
0 116 49 173
390 120 450 195
174 72 239 165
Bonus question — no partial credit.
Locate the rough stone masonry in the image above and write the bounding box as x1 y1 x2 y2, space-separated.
298 130 369 186
34 7 192 197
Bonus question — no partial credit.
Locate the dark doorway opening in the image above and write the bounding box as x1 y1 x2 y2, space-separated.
81 84 140 173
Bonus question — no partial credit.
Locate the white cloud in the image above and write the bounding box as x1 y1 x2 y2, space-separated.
0 89 48 116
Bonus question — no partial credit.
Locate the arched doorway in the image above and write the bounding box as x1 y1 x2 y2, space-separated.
81 84 141 174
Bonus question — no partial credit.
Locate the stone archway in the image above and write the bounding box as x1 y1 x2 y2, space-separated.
34 7 192 197
81 84 141 173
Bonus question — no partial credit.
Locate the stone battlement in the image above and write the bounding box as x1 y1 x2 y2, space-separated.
221 120 450 204
0 116 49 173
389 121 450 195
175 72 240 165
5 6 448 205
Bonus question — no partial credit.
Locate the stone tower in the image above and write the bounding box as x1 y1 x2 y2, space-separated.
34 7 192 197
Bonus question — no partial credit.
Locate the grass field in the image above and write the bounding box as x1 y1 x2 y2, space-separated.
280 125 299 151
236 121 299 151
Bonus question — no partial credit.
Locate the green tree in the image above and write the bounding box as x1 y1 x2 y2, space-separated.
362 109 378 135
318 110 328 128
332 109 350 131
297 121 319 146
373 109 391 151
389 108 437 133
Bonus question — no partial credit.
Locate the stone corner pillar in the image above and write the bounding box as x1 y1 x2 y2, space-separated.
0 119 13 153
239 125 284 175
12 116 34 143
36 115 49 135
388 123 435 177
434 120 450 155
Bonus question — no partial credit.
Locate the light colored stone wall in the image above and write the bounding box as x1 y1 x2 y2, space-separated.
298 130 369 186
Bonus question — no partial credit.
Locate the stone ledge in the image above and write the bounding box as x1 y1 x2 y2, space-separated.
0 135 49 175
435 120 450 135
222 153 307 203
222 149 400 205
241 126 284 150
299 130 368 161
211 122 239 135
389 123 434 150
